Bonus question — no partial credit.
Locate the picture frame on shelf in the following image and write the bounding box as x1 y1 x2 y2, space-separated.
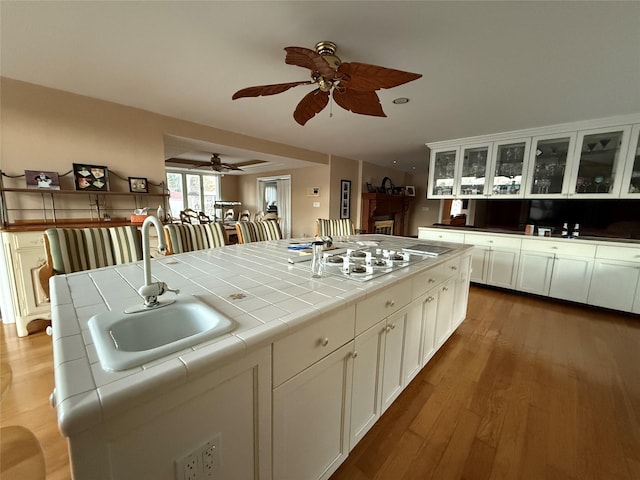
24 170 60 190
73 163 109 191
128 177 148 193
405 185 416 196
340 179 351 219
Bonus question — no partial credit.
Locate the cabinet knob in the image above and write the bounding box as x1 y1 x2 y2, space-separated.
450 266 457 270
427 296 435 303
488 240 494 243
552 246 558 250
351 351 358 359
385 325 392 333
443 286 449 292
428 278 435 283
386 300 395 307
320 337 329 347
49 389 56 408
389 323 396 330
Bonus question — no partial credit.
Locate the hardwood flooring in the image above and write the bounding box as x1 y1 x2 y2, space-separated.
330 286 640 480
1 286 638 480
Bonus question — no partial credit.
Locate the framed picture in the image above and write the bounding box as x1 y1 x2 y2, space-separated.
73 163 109 191
405 185 416 196
340 179 351 219
128 177 148 193
24 170 60 190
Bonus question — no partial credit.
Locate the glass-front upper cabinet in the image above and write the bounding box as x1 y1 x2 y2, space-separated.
620 124 640 198
456 144 492 197
568 126 631 198
524 133 577 198
428 147 459 198
488 138 531 197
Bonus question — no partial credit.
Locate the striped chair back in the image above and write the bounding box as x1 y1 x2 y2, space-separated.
235 220 283 243
164 223 226 254
108 226 143 264
45 228 90 274
316 218 355 237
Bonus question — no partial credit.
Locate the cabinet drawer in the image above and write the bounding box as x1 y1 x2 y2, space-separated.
464 233 522 249
355 280 412 335
521 238 596 257
273 305 355 387
596 244 640 263
8 231 46 250
412 257 461 298
417 228 465 244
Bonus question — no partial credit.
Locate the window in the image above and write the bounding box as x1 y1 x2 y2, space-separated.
166 169 220 219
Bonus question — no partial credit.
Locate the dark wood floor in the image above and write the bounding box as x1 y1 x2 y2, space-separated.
2 286 639 480
330 286 640 480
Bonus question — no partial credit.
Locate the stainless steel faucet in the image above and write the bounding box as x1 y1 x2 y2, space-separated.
126 216 179 312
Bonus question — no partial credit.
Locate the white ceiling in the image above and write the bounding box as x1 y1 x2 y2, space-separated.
2 1 640 175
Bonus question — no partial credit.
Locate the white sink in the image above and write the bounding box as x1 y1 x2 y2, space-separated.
88 296 236 371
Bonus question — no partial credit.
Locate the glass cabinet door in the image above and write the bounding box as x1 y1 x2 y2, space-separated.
524 134 576 197
620 124 640 198
456 144 491 197
429 148 458 198
489 138 530 197
569 126 631 198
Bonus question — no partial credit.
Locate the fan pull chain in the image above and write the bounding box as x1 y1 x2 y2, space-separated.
329 95 333 118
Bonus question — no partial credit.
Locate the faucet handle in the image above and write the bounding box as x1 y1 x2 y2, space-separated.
163 284 180 295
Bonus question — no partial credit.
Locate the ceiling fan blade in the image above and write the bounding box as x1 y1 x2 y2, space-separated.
333 89 386 117
284 47 335 79
232 81 313 100
222 163 243 171
337 62 422 91
293 88 330 126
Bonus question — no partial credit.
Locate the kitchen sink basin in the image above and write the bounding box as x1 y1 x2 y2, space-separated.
88 295 236 371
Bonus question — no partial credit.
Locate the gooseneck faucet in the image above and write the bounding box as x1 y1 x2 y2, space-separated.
128 216 179 311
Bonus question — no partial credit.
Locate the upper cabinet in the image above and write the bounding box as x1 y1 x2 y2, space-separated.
488 138 531 198
524 133 577 198
620 124 640 198
428 147 459 198
457 144 492 198
426 114 640 200
567 126 631 199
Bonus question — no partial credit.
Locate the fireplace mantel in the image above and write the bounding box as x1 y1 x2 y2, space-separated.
361 193 413 236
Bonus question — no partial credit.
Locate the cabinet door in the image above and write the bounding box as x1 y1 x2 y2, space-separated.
568 126 631 198
456 144 492 197
516 250 555 296
588 259 640 312
380 308 407 414
486 248 520 289
402 300 424 385
487 138 531 197
428 147 459 198
349 321 385 449
549 255 594 303
421 292 439 365
434 277 456 348
470 246 489 283
524 133 577 198
620 124 640 198
634 279 640 315
273 342 354 480
453 254 472 329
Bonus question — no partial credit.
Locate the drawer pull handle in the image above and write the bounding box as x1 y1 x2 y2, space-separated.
320 337 329 347
386 300 395 307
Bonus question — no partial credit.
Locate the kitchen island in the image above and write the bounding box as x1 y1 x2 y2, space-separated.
50 235 472 480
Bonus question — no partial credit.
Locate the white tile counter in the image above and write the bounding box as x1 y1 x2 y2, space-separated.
50 235 472 439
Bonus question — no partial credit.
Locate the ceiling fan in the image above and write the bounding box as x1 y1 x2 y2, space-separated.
166 153 244 172
232 41 422 125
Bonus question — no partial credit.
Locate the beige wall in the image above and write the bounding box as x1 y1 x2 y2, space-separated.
1 77 437 234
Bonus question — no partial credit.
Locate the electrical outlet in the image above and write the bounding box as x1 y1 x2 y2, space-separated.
201 434 220 479
176 452 199 480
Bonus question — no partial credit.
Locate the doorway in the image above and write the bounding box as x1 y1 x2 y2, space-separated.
257 175 291 238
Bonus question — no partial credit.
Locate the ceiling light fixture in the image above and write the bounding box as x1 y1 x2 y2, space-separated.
393 97 410 104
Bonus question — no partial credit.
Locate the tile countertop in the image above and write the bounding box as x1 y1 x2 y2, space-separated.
50 235 472 437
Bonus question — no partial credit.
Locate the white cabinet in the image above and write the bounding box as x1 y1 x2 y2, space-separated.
417 227 465 244
620 123 640 198
524 132 577 198
549 255 594 303
434 277 456 348
1 231 51 336
568 125 632 198
516 249 555 296
588 245 640 312
428 147 460 198
273 341 354 480
457 143 492 198
465 234 521 289
488 138 531 198
453 253 472 329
